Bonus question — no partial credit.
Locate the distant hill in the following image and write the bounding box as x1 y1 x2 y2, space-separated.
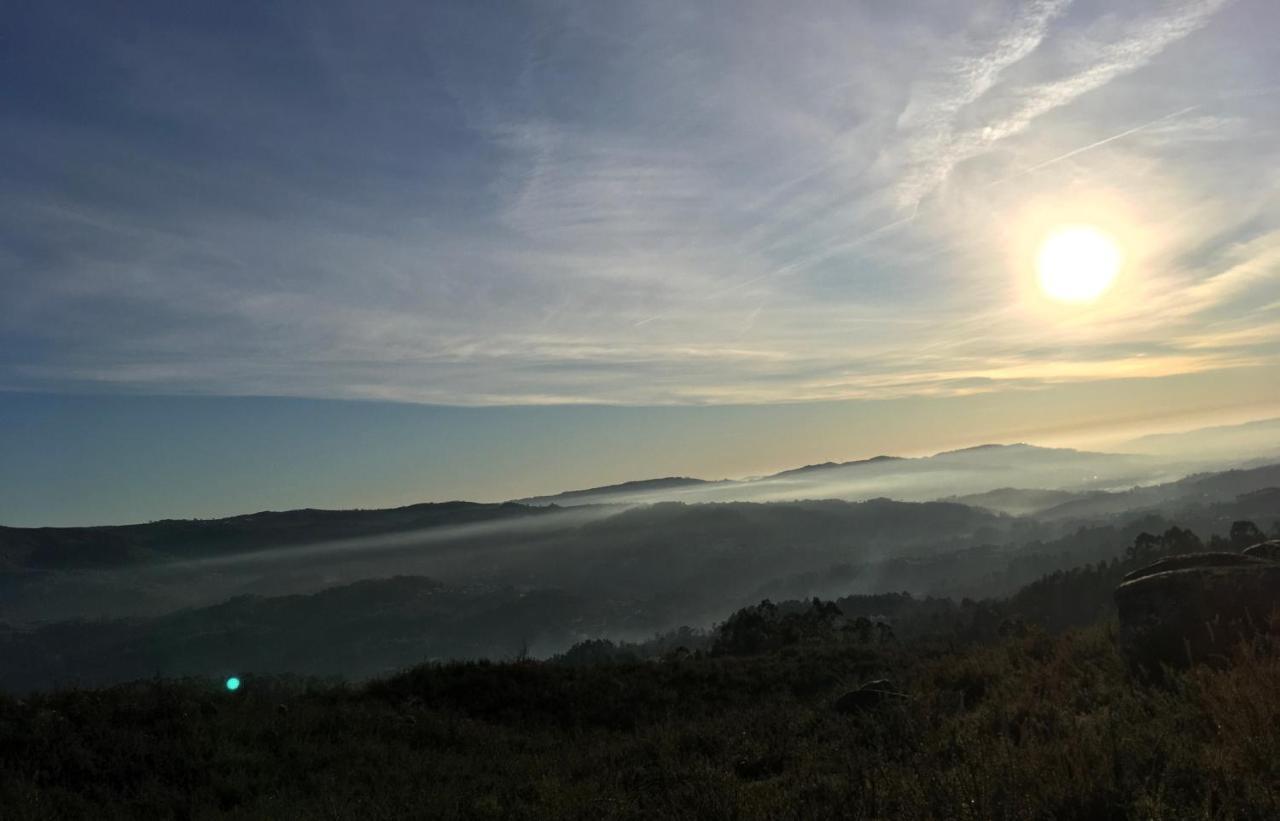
770 444 1129 478
0 444 1204 577
935 443 1035 456
766 455 903 478
0 501 559 572
1120 416 1280 461
933 443 1093 461
944 487 1095 516
511 443 1168 509
1035 462 1280 522
513 477 715 506
519 440 1172 507
7 448 1267 588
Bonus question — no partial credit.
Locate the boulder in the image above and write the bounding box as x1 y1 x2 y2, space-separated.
834 679 909 713
1115 550 1280 676
1243 540 1280 562
1120 551 1264 583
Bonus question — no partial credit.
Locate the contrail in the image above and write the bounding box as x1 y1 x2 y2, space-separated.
1000 85 1280 185
987 104 1200 185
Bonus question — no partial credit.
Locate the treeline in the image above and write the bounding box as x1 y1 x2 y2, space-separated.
1003 520 1272 632
555 520 1275 663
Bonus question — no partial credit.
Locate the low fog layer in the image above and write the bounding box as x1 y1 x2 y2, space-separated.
1119 416 1280 463
513 444 1211 509
2 443 1278 691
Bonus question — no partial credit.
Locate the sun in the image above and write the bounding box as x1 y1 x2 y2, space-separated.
1035 225 1123 304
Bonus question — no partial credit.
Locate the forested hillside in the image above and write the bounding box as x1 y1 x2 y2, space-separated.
4 523 1279 819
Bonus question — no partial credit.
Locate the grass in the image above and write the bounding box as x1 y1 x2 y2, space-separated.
3 622 1279 819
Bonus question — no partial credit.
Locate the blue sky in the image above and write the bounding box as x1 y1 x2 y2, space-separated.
4 0 1280 524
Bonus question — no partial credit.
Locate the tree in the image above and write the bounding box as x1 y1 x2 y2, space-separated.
1230 520 1265 550
1126 532 1160 564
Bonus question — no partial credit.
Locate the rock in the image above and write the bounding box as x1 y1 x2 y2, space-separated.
834 679 909 713
1115 552 1280 677
1243 540 1280 562
1120 552 1264 584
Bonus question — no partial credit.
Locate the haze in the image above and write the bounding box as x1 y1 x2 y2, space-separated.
4 0 1280 525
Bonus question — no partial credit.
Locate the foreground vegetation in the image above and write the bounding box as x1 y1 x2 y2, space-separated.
4 525 1279 819
5 628 1280 818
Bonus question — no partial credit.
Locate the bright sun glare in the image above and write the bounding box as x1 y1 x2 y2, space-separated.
1035 225 1123 304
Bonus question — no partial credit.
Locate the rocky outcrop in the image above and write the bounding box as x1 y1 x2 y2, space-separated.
834 679 909 713
1115 546 1280 677
1243 540 1280 562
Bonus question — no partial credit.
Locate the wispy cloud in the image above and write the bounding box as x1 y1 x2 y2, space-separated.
2 0 1277 407
892 0 1232 207
891 0 1073 206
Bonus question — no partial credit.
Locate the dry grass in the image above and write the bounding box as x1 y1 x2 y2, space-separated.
3 624 1279 819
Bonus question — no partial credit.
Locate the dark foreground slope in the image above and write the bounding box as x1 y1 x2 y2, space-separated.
4 624 1279 819
5 526 1280 820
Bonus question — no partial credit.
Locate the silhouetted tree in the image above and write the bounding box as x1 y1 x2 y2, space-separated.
1230 520 1265 549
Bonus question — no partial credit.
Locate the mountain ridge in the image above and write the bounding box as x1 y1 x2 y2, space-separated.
512 476 716 506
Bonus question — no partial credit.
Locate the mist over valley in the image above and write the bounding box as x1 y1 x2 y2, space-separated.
5 431 1278 692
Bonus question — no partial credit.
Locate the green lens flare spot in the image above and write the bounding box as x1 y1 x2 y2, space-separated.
225 676 241 692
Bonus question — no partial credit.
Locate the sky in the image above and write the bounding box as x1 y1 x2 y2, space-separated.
4 0 1280 525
